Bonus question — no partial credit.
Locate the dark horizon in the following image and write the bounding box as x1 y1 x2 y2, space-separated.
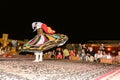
0 1 120 43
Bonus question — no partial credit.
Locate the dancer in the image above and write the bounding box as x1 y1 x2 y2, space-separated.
23 21 68 62
24 22 55 48
24 22 55 62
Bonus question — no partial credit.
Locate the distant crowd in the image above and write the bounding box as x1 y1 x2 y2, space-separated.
0 42 120 64
43 43 120 64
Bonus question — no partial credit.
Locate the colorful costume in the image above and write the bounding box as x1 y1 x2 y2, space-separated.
22 21 68 62
24 22 55 47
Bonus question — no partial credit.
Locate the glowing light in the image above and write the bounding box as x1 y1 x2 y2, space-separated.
107 47 111 51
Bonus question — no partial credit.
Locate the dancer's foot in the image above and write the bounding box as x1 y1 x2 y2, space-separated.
38 59 42 62
32 60 39 62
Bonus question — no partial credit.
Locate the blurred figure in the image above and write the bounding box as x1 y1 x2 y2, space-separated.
86 46 95 62
106 53 112 59
94 50 103 62
99 43 105 52
80 49 86 61
63 48 70 60
114 51 120 64
11 40 18 50
56 52 63 59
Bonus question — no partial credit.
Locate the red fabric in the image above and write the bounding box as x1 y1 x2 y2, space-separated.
69 50 75 56
57 54 63 59
41 24 55 34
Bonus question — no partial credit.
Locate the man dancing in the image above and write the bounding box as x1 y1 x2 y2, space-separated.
24 22 55 62
23 21 68 62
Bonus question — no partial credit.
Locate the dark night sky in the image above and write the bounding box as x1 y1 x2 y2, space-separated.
0 1 120 43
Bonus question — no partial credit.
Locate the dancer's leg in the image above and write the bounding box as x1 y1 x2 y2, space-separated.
38 52 43 61
33 52 39 62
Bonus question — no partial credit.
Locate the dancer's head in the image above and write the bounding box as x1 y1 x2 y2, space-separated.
32 22 43 32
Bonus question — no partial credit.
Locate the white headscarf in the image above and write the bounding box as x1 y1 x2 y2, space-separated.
32 22 43 32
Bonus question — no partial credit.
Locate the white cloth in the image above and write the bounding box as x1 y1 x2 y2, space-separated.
32 22 43 32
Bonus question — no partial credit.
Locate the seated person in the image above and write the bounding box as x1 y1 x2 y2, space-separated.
114 51 120 64
94 50 103 62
